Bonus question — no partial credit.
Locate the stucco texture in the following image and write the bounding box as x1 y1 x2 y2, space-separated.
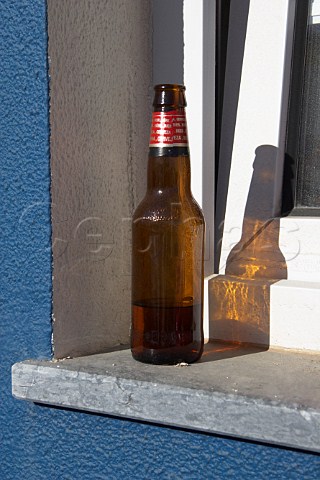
0 1 319 479
48 0 152 359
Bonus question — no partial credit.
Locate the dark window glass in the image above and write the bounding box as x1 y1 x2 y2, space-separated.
296 0 320 209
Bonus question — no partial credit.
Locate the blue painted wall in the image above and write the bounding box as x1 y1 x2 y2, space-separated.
1 1 319 479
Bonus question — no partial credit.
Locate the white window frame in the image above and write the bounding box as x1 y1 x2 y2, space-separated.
184 0 320 351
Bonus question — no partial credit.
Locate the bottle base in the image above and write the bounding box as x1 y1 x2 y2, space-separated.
131 344 203 365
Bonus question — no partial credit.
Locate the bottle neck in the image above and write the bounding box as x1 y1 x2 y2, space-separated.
147 106 191 194
146 85 192 194
149 107 189 158
147 155 191 194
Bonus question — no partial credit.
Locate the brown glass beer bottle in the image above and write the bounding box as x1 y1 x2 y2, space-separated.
131 84 205 364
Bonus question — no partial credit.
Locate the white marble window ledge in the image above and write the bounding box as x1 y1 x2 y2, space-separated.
12 342 320 453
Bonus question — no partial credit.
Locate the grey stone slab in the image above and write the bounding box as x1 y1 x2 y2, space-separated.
12 343 320 452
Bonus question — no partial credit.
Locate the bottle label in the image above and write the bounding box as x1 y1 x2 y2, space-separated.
149 110 189 147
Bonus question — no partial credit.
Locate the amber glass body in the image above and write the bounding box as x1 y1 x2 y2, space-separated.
131 85 205 364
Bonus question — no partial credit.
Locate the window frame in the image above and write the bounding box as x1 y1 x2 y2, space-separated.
283 0 320 216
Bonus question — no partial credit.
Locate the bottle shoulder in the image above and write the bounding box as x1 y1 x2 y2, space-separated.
132 191 204 225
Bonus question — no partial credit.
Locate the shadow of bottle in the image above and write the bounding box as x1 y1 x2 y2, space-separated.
208 145 287 355
226 145 287 279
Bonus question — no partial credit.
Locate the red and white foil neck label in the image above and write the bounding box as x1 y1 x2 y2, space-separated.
149 110 188 147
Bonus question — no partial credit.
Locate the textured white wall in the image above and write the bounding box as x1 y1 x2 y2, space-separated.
49 0 152 358
152 0 184 85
